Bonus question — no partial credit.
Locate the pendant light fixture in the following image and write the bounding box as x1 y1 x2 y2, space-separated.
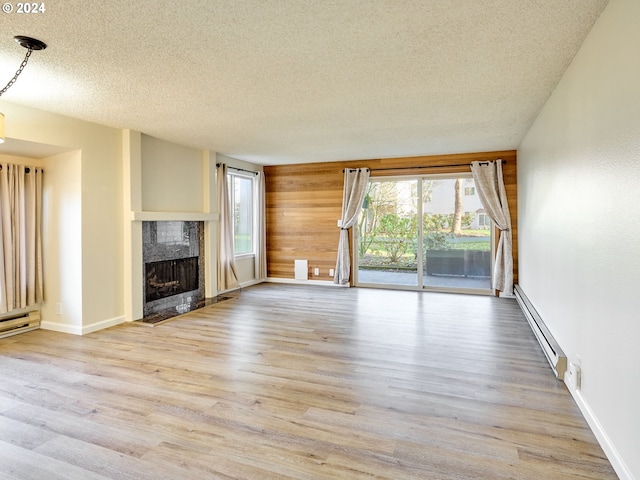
0 36 47 144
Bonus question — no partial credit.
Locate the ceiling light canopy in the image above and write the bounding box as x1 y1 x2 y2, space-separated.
0 36 47 144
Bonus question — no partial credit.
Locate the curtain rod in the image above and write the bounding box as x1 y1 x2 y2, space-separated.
216 163 259 176
0 166 41 173
343 160 505 173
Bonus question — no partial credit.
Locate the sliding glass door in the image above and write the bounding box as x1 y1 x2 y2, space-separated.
355 175 493 293
421 177 492 291
357 179 419 286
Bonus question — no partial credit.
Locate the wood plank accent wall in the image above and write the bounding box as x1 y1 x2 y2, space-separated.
264 150 517 287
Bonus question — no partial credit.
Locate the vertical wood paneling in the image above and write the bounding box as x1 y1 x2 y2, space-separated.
265 151 518 286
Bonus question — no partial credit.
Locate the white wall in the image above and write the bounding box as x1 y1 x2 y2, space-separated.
517 0 640 478
80 121 124 332
41 151 83 331
141 134 203 212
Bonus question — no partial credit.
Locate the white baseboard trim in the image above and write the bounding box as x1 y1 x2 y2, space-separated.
266 277 348 287
565 385 633 480
41 315 125 336
40 321 81 335
82 316 126 335
216 279 266 296
240 278 266 288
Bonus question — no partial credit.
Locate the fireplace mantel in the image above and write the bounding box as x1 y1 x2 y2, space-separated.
131 211 219 222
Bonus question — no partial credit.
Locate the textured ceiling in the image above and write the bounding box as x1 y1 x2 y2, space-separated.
0 0 608 165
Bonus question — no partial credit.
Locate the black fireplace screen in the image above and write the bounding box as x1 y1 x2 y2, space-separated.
145 256 199 303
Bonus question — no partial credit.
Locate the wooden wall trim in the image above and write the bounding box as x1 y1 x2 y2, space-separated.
264 150 517 285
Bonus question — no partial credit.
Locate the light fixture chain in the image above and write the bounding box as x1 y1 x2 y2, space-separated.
0 48 33 98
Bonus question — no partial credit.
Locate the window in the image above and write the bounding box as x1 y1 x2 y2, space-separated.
464 187 475 196
478 213 490 228
227 173 254 255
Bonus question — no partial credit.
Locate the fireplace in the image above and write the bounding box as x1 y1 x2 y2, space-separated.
145 256 199 303
142 221 204 317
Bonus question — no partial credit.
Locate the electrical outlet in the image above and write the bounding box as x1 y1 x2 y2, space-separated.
329 268 335 276
314 268 320 276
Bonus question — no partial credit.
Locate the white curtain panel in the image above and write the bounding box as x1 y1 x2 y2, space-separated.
216 164 239 291
470 160 513 295
0 164 44 313
255 171 267 280
334 168 370 285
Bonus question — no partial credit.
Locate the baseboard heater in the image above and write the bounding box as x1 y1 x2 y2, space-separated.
0 310 41 339
514 285 567 380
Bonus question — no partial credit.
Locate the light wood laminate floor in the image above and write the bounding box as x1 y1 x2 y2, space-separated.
0 284 617 479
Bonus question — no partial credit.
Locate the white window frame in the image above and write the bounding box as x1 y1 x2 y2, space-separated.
227 170 256 258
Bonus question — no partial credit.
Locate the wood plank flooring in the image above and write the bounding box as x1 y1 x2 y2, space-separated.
0 284 617 479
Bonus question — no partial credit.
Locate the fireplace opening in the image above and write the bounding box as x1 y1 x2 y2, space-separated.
145 256 199 303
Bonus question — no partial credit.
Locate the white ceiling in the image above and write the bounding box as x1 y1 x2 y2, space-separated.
0 0 608 165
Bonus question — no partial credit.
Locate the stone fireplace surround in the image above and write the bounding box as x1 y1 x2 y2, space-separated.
142 221 205 318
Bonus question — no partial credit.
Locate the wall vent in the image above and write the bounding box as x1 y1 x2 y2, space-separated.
294 259 308 280
514 285 567 380
0 310 41 339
